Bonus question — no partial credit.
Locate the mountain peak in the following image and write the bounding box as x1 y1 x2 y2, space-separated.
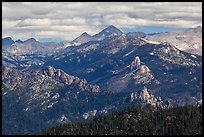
195 25 202 29
3 37 13 40
107 25 118 29
15 39 23 43
43 66 101 93
104 25 123 34
81 32 90 36
193 26 202 32
130 56 141 70
72 32 93 44
93 25 123 40
24 38 37 43
2 37 14 46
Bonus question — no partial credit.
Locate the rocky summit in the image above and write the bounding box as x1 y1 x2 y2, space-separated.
130 86 166 108
71 32 93 45
130 56 141 70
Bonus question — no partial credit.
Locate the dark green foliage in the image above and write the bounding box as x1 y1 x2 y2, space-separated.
39 105 202 135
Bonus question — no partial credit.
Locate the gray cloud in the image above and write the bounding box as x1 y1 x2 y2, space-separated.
2 2 202 41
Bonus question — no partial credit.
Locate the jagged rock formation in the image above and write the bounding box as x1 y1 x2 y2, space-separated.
130 56 159 85
130 87 165 108
93 25 123 40
107 56 160 92
140 86 150 100
132 65 156 85
130 56 141 70
2 66 104 135
2 66 101 93
43 66 100 92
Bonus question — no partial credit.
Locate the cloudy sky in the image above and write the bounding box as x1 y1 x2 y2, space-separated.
2 2 202 42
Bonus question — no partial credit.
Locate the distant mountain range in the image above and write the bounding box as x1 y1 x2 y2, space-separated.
2 25 202 135
2 25 202 55
72 25 123 45
145 26 202 55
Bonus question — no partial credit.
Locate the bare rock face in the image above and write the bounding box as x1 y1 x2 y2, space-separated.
43 66 101 93
91 85 100 93
130 56 141 70
134 65 150 76
3 66 101 93
56 69 62 78
132 64 159 85
139 87 150 100
129 87 166 108
107 56 160 92
71 32 93 45
129 57 159 85
47 66 55 77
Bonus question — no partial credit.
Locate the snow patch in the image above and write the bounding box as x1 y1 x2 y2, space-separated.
191 54 197 58
112 70 116 74
42 74 45 78
3 92 7 95
23 107 29 111
198 99 202 104
125 65 131 68
47 101 58 108
149 52 154 55
124 50 135 57
141 38 161 44
24 64 32 67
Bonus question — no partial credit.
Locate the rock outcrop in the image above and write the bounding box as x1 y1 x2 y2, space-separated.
139 86 150 100
129 56 159 85
2 66 101 93
130 56 141 70
43 66 101 93
47 66 55 77
129 87 166 108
